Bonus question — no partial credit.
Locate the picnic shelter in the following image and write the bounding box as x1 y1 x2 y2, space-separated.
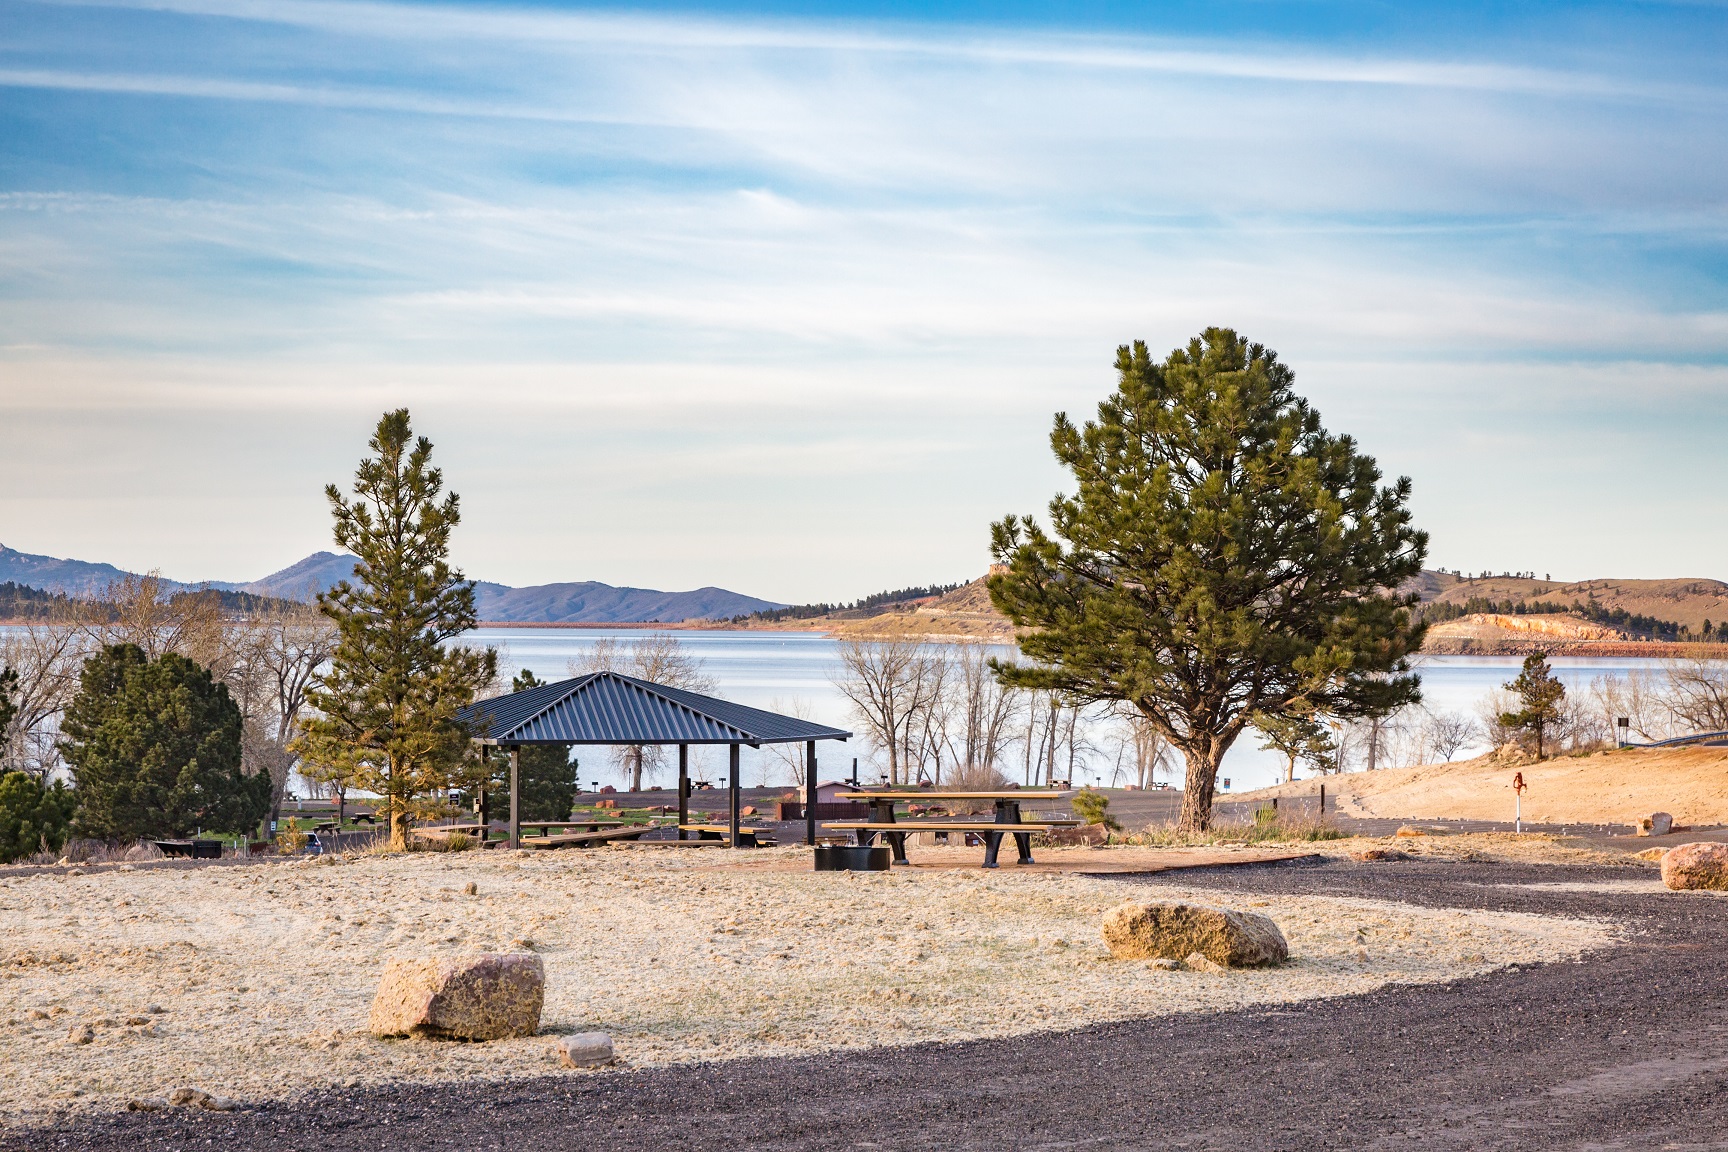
459 671 852 848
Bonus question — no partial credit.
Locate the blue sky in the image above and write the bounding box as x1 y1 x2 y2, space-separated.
2 0 1726 600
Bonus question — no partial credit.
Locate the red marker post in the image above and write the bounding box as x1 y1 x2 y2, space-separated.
1512 771 1528 833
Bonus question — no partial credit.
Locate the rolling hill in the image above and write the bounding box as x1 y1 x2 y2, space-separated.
0 544 784 624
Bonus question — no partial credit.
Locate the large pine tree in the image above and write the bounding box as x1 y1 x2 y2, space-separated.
989 329 1427 831
60 644 270 841
295 410 496 850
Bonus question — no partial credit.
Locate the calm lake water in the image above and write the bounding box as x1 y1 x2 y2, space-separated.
464 628 1676 793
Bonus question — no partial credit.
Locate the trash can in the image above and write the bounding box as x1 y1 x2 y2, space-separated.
190 839 224 860
813 844 891 872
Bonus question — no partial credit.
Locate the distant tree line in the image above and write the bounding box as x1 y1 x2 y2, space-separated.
736 582 965 623
0 580 305 623
1419 596 1726 641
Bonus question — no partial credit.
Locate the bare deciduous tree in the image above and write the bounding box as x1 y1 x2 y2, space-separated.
831 638 948 785
953 644 1022 778
1659 657 1728 733
0 619 86 778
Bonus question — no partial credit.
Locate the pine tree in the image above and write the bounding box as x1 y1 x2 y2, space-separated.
294 410 497 850
1254 711 1338 783
1499 651 1566 758
60 644 270 841
989 329 1427 832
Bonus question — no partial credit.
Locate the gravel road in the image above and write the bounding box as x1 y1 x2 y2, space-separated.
11 857 1725 1152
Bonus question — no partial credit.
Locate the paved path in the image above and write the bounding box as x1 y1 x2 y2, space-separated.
11 857 1726 1151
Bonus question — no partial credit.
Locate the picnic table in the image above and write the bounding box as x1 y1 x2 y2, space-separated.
411 819 630 849
822 790 1080 868
678 823 776 848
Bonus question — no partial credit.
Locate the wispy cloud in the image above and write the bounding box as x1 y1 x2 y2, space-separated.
1 0 1726 590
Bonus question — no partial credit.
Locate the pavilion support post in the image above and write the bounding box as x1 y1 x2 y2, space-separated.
805 740 818 847
728 743 741 849
508 745 520 850
678 744 689 842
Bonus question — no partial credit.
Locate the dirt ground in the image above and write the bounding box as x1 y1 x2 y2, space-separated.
1239 743 1728 827
10 854 1725 1152
0 843 1613 1123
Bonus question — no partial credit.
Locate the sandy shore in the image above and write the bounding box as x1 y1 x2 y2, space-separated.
1 846 1612 1122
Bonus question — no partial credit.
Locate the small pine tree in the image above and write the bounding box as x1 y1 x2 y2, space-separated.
1254 711 1337 783
294 410 497 850
60 644 270 841
1070 787 1122 831
0 770 76 863
1499 651 1566 758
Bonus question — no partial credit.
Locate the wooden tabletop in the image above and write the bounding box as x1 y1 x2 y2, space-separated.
839 791 1070 801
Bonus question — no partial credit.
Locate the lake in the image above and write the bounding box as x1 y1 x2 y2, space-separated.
465 628 1676 793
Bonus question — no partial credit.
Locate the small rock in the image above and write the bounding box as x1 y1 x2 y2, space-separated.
66 868 85 876
740 805 757 817
555 1032 615 1069
1351 847 1411 862
146 1004 166 1015
463 882 478 896
126 1098 170 1113
167 1087 209 1107
1183 952 1226 973
125 1015 152 1026
28 1008 49 1020
1636 813 1674 838
68 1024 94 1045
1147 958 1182 971
368 953 545 1040
1661 842 1728 891
1100 901 1288 967
1394 826 1427 838
1355 949 1370 964
1631 847 1668 862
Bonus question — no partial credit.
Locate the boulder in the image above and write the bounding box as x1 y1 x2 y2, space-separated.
555 1032 615 1069
1394 826 1428 838
368 953 544 1041
1351 847 1411 862
1661 842 1728 892
1636 813 1674 837
1101 902 1288 967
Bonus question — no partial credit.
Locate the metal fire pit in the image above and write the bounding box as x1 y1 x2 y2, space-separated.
812 844 891 872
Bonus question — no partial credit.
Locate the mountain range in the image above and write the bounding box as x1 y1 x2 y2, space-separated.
0 544 785 623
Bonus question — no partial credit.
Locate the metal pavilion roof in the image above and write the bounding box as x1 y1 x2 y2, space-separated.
459 671 853 747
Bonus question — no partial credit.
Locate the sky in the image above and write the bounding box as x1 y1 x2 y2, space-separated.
1 0 1726 603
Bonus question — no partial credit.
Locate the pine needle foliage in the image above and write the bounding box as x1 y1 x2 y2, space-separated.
295 410 497 850
1499 651 1566 758
988 329 1427 832
60 644 269 841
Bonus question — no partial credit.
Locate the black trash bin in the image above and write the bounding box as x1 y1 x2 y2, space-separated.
813 844 891 872
190 839 223 859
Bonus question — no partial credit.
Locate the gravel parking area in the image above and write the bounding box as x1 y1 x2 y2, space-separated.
8 854 1724 1151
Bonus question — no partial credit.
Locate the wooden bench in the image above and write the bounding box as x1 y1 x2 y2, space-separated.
821 820 1081 867
678 823 777 848
518 824 658 850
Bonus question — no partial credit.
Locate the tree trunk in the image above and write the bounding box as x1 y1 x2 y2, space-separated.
1175 741 1226 833
629 745 644 792
388 797 409 852
1285 753 1296 785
